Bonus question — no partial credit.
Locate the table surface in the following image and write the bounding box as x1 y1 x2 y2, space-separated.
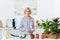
0 27 60 40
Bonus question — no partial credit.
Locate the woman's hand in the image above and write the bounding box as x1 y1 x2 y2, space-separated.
25 28 35 32
25 28 30 32
31 28 35 32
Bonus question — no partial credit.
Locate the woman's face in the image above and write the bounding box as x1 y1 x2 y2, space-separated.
24 9 31 16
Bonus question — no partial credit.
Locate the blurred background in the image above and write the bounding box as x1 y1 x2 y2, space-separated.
0 0 60 31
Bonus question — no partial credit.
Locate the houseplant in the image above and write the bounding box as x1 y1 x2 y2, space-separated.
40 17 60 39
40 19 54 33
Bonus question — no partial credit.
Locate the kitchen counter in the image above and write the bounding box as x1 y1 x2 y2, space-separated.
0 27 60 40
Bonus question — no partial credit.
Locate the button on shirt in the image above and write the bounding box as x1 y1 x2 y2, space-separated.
19 16 34 32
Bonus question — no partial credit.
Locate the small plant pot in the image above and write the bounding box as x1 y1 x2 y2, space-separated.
30 34 34 39
41 35 44 39
36 34 39 39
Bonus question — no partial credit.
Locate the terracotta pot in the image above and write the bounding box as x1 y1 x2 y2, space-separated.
44 32 50 34
30 34 34 39
36 34 39 39
41 35 44 39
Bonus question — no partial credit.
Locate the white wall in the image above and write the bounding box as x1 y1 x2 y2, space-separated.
53 0 60 17
0 0 58 28
0 0 15 27
37 0 54 20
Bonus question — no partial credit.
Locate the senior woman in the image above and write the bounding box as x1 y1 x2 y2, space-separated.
19 7 35 34
18 7 35 38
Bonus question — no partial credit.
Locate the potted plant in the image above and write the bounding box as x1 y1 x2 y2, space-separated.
36 34 39 39
40 19 53 34
40 17 60 39
30 34 34 39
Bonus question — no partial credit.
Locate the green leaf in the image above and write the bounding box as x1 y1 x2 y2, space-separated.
40 19 58 32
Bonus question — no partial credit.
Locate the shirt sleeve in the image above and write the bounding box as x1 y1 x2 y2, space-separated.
19 19 25 32
32 18 34 29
